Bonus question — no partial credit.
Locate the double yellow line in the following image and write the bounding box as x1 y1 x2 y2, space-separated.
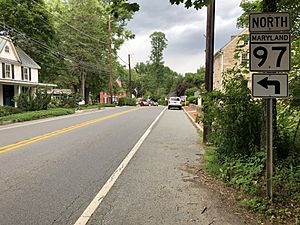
0 108 140 154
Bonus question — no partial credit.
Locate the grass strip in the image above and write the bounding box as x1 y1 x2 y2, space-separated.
0 108 75 123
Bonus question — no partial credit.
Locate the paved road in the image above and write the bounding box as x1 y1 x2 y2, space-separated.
0 106 255 225
86 108 254 225
0 106 164 225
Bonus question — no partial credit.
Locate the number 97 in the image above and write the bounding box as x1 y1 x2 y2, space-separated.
253 46 286 67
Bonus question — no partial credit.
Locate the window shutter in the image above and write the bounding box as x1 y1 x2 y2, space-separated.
21 66 24 80
29 68 31 81
11 64 14 79
2 63 5 78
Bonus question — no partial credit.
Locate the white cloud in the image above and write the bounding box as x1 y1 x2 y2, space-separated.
118 0 244 74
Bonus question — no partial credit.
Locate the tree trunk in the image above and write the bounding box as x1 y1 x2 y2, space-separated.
80 72 86 101
84 87 89 104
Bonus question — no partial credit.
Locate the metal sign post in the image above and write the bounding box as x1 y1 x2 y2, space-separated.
249 12 291 199
266 99 273 198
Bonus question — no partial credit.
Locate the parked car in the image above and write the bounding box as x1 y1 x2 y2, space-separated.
76 99 85 106
168 97 182 110
139 99 149 106
149 101 158 106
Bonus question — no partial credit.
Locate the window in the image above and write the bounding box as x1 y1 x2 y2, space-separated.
241 52 249 66
5 64 10 78
5 46 9 53
23 67 28 80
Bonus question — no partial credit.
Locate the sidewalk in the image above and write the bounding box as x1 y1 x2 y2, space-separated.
86 109 258 225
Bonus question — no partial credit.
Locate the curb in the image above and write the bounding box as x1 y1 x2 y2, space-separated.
0 120 13 126
75 108 101 114
183 107 203 132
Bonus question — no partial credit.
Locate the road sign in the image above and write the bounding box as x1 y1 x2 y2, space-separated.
250 33 290 71
252 74 288 98
249 13 290 32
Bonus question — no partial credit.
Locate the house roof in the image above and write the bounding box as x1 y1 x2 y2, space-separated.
0 36 41 69
0 38 7 52
214 28 249 57
15 46 41 69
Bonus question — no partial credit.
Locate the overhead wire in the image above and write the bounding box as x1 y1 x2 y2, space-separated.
0 22 114 74
29 0 129 65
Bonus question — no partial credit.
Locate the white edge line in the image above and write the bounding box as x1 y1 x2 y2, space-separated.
183 107 203 132
73 107 167 225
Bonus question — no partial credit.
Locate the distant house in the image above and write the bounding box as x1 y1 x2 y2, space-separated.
0 36 56 107
99 91 126 104
213 29 250 91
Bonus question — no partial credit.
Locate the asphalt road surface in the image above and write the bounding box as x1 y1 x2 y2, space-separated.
0 106 164 225
0 106 254 225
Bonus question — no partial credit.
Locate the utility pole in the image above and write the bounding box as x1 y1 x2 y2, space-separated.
128 54 132 98
108 15 113 104
203 0 215 144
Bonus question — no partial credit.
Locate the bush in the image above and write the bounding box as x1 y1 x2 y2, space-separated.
118 97 136 106
202 75 263 157
0 106 23 117
158 99 167 106
50 93 79 108
15 88 52 111
185 87 199 97
99 103 116 108
187 96 198 104
0 108 75 123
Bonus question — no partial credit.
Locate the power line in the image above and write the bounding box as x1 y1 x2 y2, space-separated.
30 0 129 65
0 23 109 74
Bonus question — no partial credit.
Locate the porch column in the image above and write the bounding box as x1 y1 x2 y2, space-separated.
15 85 21 107
0 84 3 106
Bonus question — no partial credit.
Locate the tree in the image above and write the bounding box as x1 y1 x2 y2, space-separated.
184 67 205 88
149 32 168 66
149 32 168 95
0 0 59 82
47 0 137 102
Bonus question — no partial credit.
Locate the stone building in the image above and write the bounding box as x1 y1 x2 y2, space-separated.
213 29 250 91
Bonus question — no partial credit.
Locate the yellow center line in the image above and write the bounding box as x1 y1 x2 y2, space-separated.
0 108 140 154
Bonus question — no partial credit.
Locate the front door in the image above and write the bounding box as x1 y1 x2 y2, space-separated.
3 85 15 107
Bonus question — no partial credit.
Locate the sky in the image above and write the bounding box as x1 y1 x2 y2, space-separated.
118 0 244 74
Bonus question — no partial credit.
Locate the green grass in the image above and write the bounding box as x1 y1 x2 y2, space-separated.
99 103 116 108
0 108 75 123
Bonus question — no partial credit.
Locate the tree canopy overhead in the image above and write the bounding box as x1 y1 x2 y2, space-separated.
169 0 212 9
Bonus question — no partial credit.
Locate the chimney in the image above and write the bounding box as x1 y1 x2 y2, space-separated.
231 35 237 41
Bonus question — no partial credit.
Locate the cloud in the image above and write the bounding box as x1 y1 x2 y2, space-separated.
119 0 244 74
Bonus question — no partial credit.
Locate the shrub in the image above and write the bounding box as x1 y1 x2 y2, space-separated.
50 93 80 108
202 75 263 157
158 99 167 106
0 106 23 117
118 97 136 106
99 103 115 108
187 96 198 104
15 88 52 111
0 108 75 123
185 87 199 97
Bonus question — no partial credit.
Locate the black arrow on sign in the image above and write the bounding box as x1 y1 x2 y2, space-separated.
258 77 280 94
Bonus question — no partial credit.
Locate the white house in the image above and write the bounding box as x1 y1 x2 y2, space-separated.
0 36 56 107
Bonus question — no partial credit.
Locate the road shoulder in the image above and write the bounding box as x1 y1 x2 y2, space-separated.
86 109 258 225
